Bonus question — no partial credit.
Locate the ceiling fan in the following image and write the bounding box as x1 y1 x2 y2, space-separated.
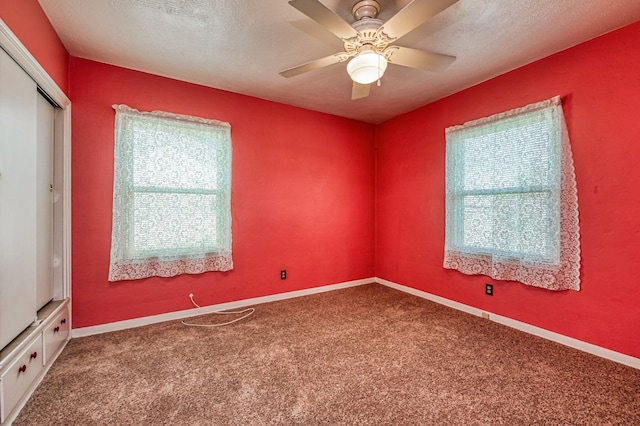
279 0 459 100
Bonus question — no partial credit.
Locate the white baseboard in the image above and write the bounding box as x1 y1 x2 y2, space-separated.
72 277 374 338
375 277 640 370
72 276 640 370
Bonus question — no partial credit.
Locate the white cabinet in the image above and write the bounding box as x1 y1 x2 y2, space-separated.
0 302 69 424
0 46 57 348
36 91 55 310
0 17 71 426
43 308 69 365
0 46 39 349
0 335 44 424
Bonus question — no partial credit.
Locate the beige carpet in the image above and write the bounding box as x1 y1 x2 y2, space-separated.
15 284 640 425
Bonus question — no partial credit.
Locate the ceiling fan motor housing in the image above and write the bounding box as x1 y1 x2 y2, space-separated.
346 18 392 58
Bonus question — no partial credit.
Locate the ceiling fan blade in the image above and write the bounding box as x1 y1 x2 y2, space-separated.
279 53 346 78
379 0 459 41
288 0 359 40
387 46 455 72
351 82 370 100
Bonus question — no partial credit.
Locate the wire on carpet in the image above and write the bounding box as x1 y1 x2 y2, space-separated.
181 294 255 327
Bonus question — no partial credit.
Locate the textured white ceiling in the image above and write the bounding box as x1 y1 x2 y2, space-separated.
38 0 640 123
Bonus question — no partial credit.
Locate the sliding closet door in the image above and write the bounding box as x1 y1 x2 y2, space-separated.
36 93 54 309
0 48 38 348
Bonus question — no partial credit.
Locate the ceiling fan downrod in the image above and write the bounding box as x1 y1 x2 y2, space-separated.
352 0 381 21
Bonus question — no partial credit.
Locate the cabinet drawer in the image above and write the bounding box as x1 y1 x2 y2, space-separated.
43 308 69 365
0 334 43 423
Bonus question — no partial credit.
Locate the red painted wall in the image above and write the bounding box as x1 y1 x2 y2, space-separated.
375 22 640 358
0 0 69 94
7 0 638 359
70 58 376 328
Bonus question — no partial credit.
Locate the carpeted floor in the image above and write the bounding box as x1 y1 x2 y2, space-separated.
14 284 640 425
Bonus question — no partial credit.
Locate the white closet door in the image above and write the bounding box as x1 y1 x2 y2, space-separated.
36 93 54 309
0 48 38 348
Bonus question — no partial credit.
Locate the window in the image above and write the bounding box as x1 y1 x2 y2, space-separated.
108 105 232 281
444 97 580 291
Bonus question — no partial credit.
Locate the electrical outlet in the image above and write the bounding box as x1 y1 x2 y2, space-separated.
280 270 286 280
485 283 493 296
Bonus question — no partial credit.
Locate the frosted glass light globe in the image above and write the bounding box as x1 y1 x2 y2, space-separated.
347 52 388 84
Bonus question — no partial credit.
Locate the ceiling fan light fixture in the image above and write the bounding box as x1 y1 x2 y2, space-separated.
347 51 388 84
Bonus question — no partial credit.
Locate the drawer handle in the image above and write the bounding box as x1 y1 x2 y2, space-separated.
54 326 60 333
30 351 38 359
18 365 27 373
61 318 67 324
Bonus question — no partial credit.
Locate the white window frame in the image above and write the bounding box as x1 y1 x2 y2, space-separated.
446 111 561 265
